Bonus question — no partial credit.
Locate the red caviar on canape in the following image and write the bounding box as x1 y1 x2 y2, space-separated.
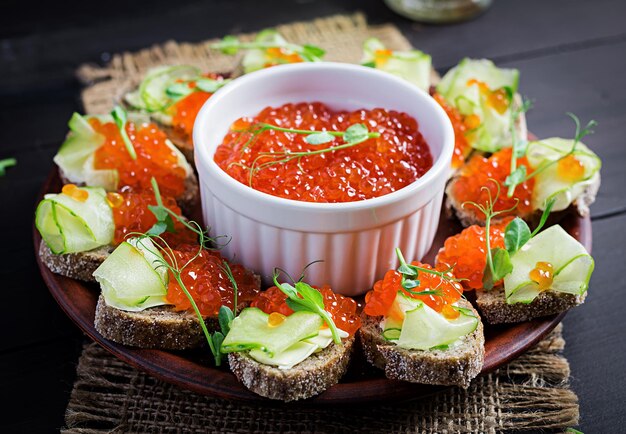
252 285 361 336
91 118 187 197
364 261 464 321
450 148 535 220
435 218 513 290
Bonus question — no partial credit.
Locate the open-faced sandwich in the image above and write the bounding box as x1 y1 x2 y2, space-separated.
212 28 326 75
35 181 193 281
436 190 595 324
124 66 231 160
92 232 260 350
53 108 198 211
360 248 484 388
221 273 360 401
361 40 526 171
446 116 601 226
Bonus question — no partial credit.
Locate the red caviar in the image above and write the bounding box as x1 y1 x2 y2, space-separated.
214 102 433 203
435 219 512 290
170 73 226 138
62 184 89 202
91 118 186 198
451 148 535 220
251 285 361 336
466 79 510 114
106 189 196 246
433 93 472 168
557 154 586 182
529 261 554 290
363 262 464 319
263 47 304 68
165 245 260 316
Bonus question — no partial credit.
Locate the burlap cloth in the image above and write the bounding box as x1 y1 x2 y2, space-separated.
65 13 579 433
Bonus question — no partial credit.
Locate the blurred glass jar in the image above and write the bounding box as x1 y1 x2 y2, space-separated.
384 0 493 23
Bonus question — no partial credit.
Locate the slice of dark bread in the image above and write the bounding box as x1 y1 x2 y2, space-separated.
475 287 586 324
158 124 193 163
94 295 253 350
39 240 112 282
359 299 484 389
227 336 355 402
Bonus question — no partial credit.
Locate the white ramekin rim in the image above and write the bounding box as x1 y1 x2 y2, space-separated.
193 62 454 215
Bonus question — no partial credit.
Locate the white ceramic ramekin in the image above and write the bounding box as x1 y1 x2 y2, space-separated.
194 63 453 296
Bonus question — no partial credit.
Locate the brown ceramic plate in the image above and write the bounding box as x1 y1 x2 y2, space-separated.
34 169 592 405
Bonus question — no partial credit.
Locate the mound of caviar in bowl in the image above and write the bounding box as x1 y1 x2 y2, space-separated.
213 102 433 203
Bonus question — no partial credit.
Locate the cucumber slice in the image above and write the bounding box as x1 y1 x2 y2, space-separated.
248 341 318 369
437 58 519 100
93 237 169 312
361 38 432 91
247 326 347 369
396 302 478 350
242 29 289 74
436 58 519 152
165 139 193 177
79 154 119 191
54 113 106 183
504 225 593 304
138 65 201 112
221 308 323 356
527 138 602 211
35 187 114 254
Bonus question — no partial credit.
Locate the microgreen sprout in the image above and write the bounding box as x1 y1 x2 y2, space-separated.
227 123 380 186
0 158 16 176
147 177 230 249
111 106 137 160
165 77 231 102
463 180 557 289
505 113 596 195
395 247 464 297
505 97 532 197
132 232 233 366
211 34 325 62
272 268 341 344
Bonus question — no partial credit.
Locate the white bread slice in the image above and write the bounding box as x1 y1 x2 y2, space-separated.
475 287 586 324
227 336 355 401
359 299 484 389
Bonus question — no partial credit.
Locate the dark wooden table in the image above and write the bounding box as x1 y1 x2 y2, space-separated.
2 0 625 432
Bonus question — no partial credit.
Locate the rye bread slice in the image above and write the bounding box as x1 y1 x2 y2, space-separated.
359 299 484 389
94 295 254 350
227 336 355 402
475 287 586 324
39 240 112 282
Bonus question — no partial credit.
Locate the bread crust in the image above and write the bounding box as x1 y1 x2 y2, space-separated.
94 295 259 350
475 287 586 324
227 336 355 401
39 240 111 282
359 299 484 389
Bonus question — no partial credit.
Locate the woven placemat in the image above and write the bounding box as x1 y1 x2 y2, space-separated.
76 12 440 115
63 324 577 433
66 13 579 433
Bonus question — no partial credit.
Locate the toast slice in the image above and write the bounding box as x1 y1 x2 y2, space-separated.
359 299 484 389
227 336 355 401
94 294 254 350
39 240 111 282
475 287 587 324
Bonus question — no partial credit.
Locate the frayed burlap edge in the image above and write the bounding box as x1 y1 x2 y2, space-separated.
76 12 439 115
62 324 578 434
